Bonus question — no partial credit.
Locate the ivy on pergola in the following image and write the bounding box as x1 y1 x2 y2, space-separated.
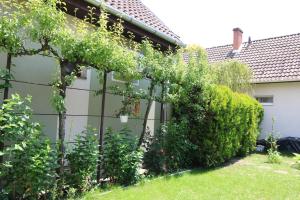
0 0 137 182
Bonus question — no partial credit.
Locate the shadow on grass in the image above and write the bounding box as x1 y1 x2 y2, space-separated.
162 155 248 180
280 151 295 158
163 151 296 179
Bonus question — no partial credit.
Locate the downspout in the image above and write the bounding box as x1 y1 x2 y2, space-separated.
85 0 185 47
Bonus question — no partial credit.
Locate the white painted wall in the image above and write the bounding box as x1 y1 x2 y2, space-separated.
65 70 92 143
1 53 58 141
253 82 300 139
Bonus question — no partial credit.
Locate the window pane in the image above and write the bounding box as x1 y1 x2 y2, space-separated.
255 96 273 104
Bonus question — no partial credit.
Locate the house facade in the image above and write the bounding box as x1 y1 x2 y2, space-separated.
207 28 300 139
0 0 183 143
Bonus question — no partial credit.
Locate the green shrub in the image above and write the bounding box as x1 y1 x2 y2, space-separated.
164 121 196 172
142 127 165 174
174 85 264 167
143 121 196 174
0 94 57 200
102 128 142 186
66 128 98 192
199 86 263 166
266 126 281 164
267 149 281 164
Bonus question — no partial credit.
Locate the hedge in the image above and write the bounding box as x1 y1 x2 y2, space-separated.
190 85 264 166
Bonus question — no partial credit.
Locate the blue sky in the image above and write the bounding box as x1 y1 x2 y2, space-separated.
142 0 300 48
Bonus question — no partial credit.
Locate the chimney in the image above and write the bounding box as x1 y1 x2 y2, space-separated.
232 27 243 51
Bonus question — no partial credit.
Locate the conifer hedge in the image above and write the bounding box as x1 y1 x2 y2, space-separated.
175 85 264 167
191 85 264 166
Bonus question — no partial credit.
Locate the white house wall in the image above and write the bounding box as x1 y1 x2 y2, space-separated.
253 82 300 139
65 70 92 143
1 55 164 144
1 53 58 141
87 69 162 139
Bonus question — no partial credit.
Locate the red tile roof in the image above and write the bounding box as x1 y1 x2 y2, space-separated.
106 0 181 42
206 33 300 83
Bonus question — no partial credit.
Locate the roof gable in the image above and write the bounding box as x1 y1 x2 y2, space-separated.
206 33 300 83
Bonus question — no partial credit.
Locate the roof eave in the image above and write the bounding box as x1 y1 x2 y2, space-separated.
252 78 300 84
86 0 185 47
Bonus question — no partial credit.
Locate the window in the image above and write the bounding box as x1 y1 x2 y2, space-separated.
255 96 274 105
111 71 139 86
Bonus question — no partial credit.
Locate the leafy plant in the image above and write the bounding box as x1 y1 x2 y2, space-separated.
0 69 13 91
210 60 253 93
102 128 143 186
0 94 57 200
143 127 166 174
266 119 281 164
143 121 196 174
266 118 280 151
164 121 196 171
267 149 281 164
66 128 98 192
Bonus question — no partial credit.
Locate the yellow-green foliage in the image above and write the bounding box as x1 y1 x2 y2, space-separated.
193 85 263 166
210 60 253 93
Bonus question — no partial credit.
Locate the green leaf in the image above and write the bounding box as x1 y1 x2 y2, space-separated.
14 144 23 151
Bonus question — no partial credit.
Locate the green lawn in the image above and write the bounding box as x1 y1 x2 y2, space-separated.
81 154 300 200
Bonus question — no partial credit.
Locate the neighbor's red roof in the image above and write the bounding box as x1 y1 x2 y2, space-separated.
206 33 300 83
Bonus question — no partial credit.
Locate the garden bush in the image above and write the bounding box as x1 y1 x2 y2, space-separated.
175 85 263 167
199 85 263 166
142 127 165 174
66 128 98 193
102 128 143 186
266 127 281 164
143 121 196 174
0 94 57 200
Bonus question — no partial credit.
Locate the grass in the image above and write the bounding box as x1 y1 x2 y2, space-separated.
81 154 300 200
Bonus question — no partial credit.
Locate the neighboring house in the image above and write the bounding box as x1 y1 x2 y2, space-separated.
0 0 183 143
206 28 300 139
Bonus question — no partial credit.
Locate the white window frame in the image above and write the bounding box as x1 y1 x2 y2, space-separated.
255 95 274 106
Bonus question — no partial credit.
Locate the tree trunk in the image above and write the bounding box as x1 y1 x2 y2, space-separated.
0 53 12 164
57 61 68 179
97 71 107 182
160 82 165 124
57 105 66 178
138 82 155 147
